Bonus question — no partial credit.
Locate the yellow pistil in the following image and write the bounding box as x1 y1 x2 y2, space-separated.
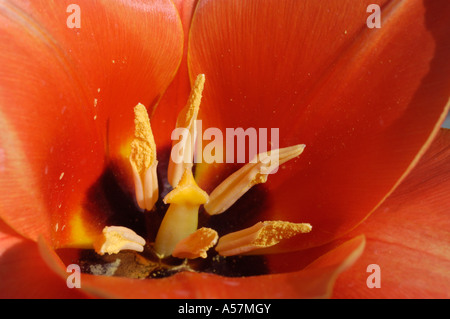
204 144 306 215
129 103 158 211
215 221 312 256
172 227 218 259
168 74 205 187
153 169 209 258
93 226 146 255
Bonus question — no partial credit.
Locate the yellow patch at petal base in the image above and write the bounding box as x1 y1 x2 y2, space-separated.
119 138 133 160
67 210 97 248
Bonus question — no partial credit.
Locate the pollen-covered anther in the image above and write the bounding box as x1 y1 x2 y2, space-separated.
93 226 146 255
172 227 219 259
204 144 306 215
215 221 312 256
153 169 209 258
168 74 205 187
129 103 158 211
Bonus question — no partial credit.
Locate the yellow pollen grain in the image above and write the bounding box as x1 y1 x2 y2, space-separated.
251 173 267 186
130 103 156 174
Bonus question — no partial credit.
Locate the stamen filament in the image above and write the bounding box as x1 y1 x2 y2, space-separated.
168 74 205 187
204 144 305 215
129 103 158 211
94 226 146 255
215 221 312 256
153 169 209 258
172 227 218 259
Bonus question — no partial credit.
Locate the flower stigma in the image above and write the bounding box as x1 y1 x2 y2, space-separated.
73 74 311 279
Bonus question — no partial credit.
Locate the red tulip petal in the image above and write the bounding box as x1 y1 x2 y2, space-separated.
0 0 183 247
0 1 102 243
0 219 88 298
150 0 199 148
38 229 364 298
188 0 450 250
333 129 450 298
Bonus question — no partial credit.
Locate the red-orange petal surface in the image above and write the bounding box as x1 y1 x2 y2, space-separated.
189 0 450 250
150 0 199 148
0 0 183 247
332 129 450 298
0 219 88 298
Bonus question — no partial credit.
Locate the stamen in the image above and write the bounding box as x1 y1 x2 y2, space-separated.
93 226 146 255
172 227 218 259
153 169 209 258
168 74 205 187
215 221 312 256
204 144 305 215
129 103 158 211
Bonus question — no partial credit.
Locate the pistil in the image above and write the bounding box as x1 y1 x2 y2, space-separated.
129 103 159 211
204 144 306 215
153 169 209 258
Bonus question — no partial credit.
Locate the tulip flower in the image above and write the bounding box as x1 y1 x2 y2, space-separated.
0 0 449 299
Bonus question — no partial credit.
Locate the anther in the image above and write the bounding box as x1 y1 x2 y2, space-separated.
129 103 159 211
204 144 305 215
172 227 218 259
168 74 205 187
93 226 146 255
215 221 312 256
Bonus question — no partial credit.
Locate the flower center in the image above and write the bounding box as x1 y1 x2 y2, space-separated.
74 74 311 279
